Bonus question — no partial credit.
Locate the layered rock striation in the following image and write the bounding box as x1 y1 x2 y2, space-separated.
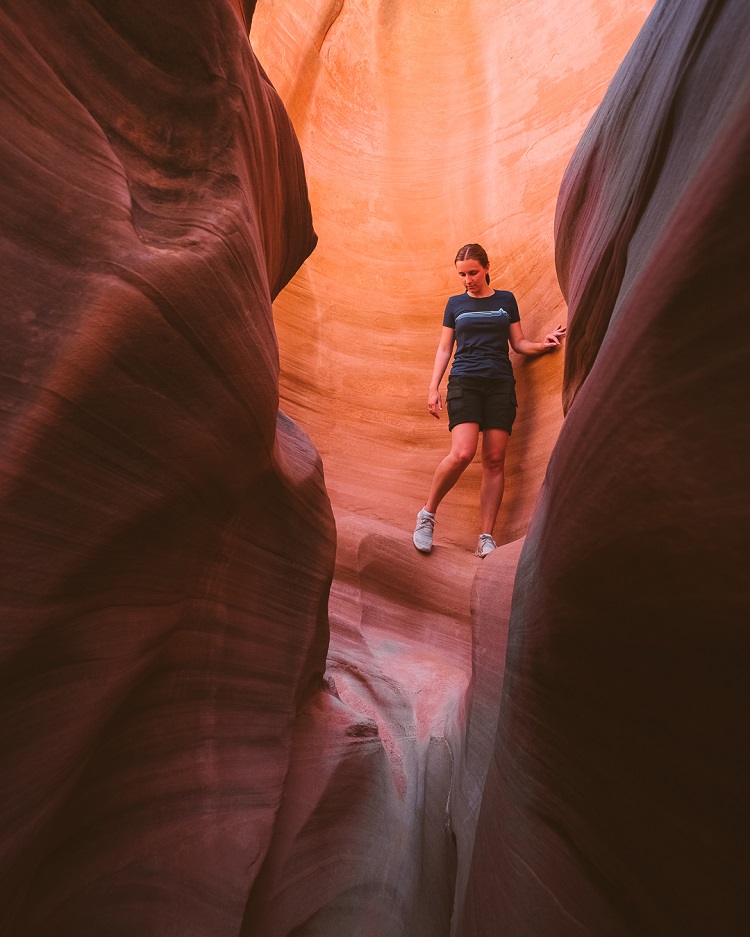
0 2 334 934
251 0 655 549
6 1 737 936
247 1 654 933
461 1 750 934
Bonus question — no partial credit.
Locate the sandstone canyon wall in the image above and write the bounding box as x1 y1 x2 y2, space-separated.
4 1 742 937
460 1 750 934
0 1 335 934
245 1 660 935
250 0 655 549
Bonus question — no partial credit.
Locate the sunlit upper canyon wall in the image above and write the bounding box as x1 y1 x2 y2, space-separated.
251 0 654 547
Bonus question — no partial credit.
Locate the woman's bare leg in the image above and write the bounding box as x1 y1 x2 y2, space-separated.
424 422 479 514
479 428 509 534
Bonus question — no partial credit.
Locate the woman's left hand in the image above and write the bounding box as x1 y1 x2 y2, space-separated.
542 325 567 350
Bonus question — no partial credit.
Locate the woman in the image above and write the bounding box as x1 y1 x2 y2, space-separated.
413 243 565 557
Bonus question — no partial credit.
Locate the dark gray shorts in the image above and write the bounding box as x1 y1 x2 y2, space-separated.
446 376 517 433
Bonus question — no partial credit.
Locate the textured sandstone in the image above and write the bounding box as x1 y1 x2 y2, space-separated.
460 1 750 934
247 1 652 932
2 0 708 935
243 523 523 937
0 2 333 934
251 0 655 549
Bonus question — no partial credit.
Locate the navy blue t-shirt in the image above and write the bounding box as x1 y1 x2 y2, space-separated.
442 290 520 379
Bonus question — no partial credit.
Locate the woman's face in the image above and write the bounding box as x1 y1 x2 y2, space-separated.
456 257 489 295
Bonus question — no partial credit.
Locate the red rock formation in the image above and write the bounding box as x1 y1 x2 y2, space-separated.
242 523 523 937
243 519 475 936
245 1 653 933
460 2 750 934
2 0 682 934
0 2 334 934
251 0 655 549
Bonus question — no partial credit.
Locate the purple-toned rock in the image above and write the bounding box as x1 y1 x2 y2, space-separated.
0 2 334 934
461 2 750 934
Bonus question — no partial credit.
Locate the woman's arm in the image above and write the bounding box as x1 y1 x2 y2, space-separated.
509 321 566 356
427 327 455 419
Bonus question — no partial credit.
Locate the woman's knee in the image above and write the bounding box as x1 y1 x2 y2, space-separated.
482 451 506 473
481 430 508 472
449 446 476 470
448 425 478 469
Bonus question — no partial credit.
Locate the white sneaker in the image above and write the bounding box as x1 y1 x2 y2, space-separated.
475 534 497 558
413 509 435 553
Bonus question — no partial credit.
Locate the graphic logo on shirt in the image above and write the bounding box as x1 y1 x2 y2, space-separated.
455 309 510 323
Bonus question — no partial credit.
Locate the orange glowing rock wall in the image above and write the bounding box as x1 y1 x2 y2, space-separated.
251 0 655 549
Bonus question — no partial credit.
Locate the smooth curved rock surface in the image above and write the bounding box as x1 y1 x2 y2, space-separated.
245 2 652 933
1 1 669 935
251 0 654 548
242 524 524 937
461 2 750 934
244 518 476 936
0 2 334 934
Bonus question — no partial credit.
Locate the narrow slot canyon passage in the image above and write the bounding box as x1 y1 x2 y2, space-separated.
1 1 748 935
246 2 655 930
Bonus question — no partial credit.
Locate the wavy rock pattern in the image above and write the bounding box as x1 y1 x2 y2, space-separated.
0 0 685 935
248 2 653 935
461 2 750 934
251 0 654 548
243 524 523 937
0 2 334 934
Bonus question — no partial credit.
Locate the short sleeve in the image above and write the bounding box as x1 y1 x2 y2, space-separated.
442 298 456 329
507 293 520 323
